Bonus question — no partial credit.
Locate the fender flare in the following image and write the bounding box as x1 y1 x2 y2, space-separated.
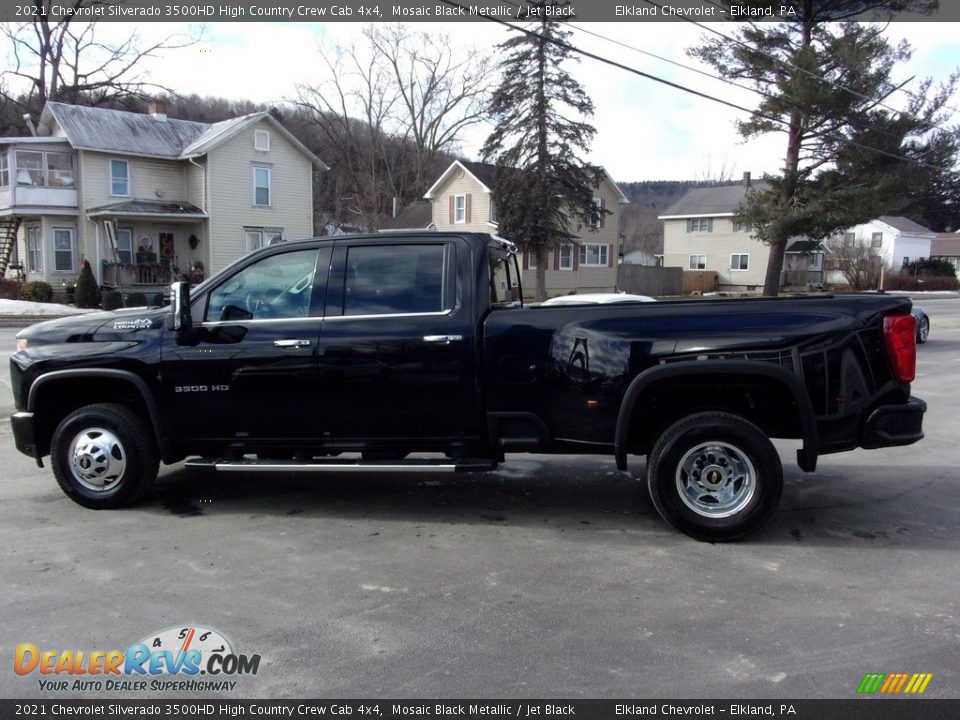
28 368 169 458
614 360 819 473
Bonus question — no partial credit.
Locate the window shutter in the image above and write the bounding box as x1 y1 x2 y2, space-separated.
608 243 613 267
449 195 454 224
686 219 693 233
465 194 472 223
599 198 606 229
554 248 560 271
707 218 714 232
522 249 529 270
573 246 580 271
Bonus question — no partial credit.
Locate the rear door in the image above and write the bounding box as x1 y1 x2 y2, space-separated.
315 237 482 445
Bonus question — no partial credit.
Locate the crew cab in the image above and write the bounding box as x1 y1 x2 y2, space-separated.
9 233 926 541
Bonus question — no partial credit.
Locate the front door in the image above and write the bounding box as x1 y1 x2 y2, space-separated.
315 237 482 447
162 246 329 448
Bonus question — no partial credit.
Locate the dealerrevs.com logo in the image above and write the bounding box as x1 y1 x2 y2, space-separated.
14 625 260 692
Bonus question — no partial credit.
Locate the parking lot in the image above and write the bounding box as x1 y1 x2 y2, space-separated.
1 298 959 700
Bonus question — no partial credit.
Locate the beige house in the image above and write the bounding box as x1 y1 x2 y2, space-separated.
423 160 628 297
660 177 824 292
0 101 326 295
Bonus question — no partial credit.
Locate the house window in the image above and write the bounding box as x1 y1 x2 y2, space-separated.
27 226 42 272
527 252 537 270
46 152 74 187
253 167 271 207
871 232 883 248
654 254 664 267
689 254 706 270
844 232 855 242
686 218 713 233
53 228 74 272
110 159 130 196
559 245 573 271
0 152 8 187
489 200 498 224
902 256 910 268
454 194 466 224
245 228 282 254
254 130 270 152
115 228 134 265
732 221 751 232
15 151 43 186
579 243 609 267
730 253 750 271
589 197 603 229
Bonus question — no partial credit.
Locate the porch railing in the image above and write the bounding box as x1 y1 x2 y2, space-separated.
102 262 175 287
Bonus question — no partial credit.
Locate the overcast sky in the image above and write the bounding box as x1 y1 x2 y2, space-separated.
9 20 960 182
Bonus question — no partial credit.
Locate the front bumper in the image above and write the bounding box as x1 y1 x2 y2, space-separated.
861 396 926 449
11 411 39 461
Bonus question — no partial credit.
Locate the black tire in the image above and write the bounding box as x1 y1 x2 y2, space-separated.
51 403 159 509
647 411 782 542
917 316 929 344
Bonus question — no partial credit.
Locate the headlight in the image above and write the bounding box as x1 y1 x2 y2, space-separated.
16 338 27 351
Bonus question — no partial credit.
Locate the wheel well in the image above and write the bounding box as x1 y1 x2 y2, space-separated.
30 377 157 457
625 374 804 455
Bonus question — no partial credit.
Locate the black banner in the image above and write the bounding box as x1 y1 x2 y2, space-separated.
1 700 960 720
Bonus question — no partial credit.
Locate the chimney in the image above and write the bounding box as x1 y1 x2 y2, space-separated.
147 100 168 122
22 114 37 136
743 171 752 187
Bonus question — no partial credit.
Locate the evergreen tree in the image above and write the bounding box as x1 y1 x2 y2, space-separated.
482 2 599 301
690 1 956 295
74 259 99 309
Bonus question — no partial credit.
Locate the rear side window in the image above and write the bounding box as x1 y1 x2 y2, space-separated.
343 244 447 316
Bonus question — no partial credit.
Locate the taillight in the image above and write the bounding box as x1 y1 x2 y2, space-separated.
883 313 916 383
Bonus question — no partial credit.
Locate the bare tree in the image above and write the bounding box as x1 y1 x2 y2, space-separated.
1 5 200 117
825 235 886 290
296 25 493 230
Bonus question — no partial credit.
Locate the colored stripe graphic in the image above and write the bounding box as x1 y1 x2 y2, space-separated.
858 672 933 694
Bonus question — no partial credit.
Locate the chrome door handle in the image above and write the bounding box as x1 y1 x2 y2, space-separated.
274 339 311 348
423 335 463 344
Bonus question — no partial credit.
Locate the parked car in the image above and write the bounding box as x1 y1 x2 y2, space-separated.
912 307 929 344
540 293 657 306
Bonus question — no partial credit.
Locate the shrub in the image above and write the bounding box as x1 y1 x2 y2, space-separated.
126 292 148 307
74 259 100 308
884 273 959 291
101 290 124 311
904 258 958 278
0 279 21 300
19 281 54 303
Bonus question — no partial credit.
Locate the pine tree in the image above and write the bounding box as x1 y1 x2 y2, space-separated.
481 2 599 301
74 259 99 309
690 0 955 295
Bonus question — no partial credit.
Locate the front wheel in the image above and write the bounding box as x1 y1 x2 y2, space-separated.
646 412 783 542
51 403 159 509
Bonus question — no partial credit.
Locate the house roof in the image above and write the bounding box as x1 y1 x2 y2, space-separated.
932 232 960 257
86 199 207 219
424 159 628 203
877 216 934 235
37 102 328 169
659 182 768 218
380 202 433 230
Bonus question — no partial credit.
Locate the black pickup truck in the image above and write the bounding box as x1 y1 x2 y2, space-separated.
10 232 925 540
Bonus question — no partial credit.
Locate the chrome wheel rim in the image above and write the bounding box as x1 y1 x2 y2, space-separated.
68 427 127 492
676 441 756 518
919 319 929 342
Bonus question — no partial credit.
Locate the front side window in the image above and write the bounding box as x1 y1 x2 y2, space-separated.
559 244 573 271
53 228 74 271
344 244 446 316
454 194 466 224
253 167 271 206
206 249 318 322
27 226 42 272
579 243 609 267
730 253 749 271
110 159 130 196
689 254 706 270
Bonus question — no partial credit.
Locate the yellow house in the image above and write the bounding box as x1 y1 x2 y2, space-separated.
423 160 628 298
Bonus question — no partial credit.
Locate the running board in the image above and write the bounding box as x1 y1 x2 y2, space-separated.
185 458 498 473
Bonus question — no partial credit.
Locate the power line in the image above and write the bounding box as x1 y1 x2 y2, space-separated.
441 0 949 172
